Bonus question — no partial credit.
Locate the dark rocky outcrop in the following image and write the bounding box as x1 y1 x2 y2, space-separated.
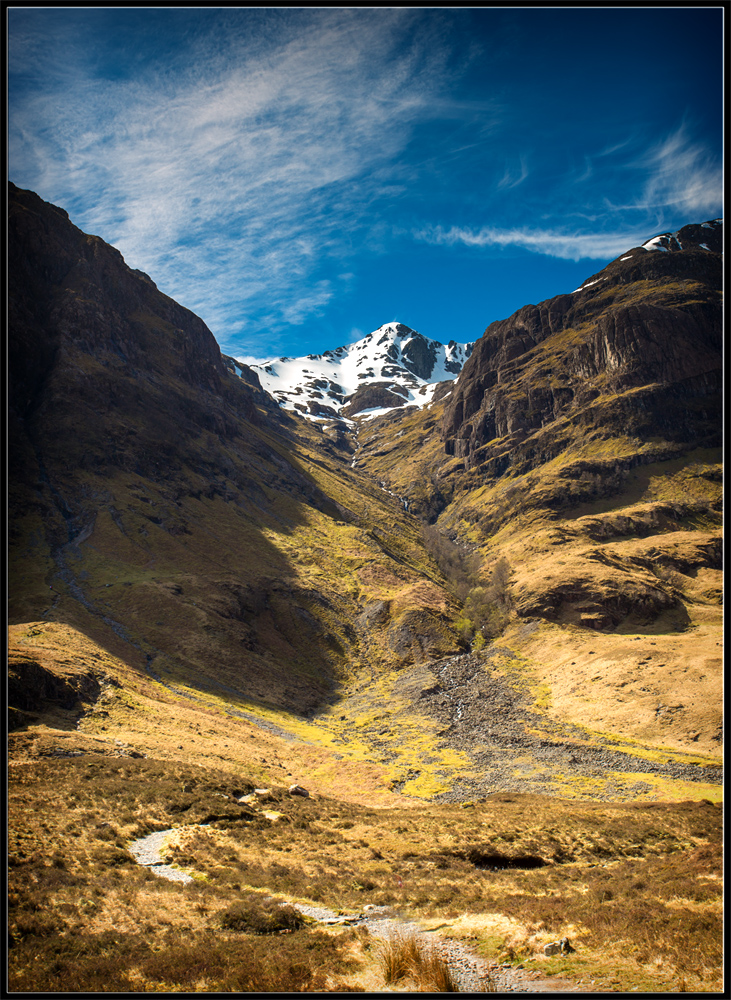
442 226 722 484
7 653 105 731
8 183 284 492
400 332 438 380
222 355 273 394
342 381 409 417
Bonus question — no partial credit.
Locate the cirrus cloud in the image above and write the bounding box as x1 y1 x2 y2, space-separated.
9 8 458 355
413 223 649 261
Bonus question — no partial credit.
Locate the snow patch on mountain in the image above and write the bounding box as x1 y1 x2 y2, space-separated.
571 218 722 292
234 322 473 422
640 218 722 253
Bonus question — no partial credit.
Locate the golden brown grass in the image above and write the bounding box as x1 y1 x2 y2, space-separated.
376 929 462 991
8 719 722 993
9 398 463 720
435 452 722 760
7 501 723 994
353 385 722 764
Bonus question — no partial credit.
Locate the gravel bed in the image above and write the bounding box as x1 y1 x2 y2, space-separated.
128 828 193 884
127 834 584 991
392 651 722 801
290 902 581 992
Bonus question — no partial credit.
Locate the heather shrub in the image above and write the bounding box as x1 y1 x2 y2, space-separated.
220 895 304 934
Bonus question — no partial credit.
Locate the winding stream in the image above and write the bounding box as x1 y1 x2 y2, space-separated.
127 825 586 992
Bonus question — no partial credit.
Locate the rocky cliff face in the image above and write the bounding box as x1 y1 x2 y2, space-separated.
7 186 722 800
351 220 722 676
8 183 461 714
8 183 277 490
442 222 722 490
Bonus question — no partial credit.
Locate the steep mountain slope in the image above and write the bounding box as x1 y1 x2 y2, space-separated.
8 186 722 997
227 322 472 421
8 182 462 720
8 183 722 808
353 221 722 763
442 219 722 477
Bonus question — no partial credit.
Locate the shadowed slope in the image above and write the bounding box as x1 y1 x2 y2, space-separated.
8 183 460 714
8 184 721 803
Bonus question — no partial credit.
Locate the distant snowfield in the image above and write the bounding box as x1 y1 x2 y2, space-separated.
234 322 472 422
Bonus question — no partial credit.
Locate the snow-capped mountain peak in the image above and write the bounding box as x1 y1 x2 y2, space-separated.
231 323 473 422
640 218 723 253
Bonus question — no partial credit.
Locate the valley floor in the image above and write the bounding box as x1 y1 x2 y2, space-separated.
7 620 723 994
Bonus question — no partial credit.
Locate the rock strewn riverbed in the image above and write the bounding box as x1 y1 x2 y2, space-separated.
127 827 588 992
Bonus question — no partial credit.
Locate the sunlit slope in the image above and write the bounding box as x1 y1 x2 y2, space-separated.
7 620 401 804
350 228 722 768
8 183 461 714
7 622 722 993
353 403 721 766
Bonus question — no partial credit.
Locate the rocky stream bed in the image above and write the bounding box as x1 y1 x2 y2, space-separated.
143 643 721 805
128 827 588 992
338 650 722 802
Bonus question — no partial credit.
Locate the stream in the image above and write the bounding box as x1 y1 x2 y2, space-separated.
127 826 588 993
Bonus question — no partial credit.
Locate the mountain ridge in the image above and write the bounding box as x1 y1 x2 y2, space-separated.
443 218 722 467
8 181 466 718
227 321 473 421
7 181 722 801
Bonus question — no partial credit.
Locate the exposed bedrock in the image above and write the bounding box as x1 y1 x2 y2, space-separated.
442 244 721 475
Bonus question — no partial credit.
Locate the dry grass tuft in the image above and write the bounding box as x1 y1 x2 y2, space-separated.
7 612 722 994
376 929 460 992
416 944 463 992
219 895 304 934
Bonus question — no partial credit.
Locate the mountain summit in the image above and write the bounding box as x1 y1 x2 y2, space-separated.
442 217 722 475
8 183 722 810
7 182 723 996
225 322 473 420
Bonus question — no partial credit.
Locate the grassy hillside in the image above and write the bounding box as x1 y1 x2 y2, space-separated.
351 241 722 780
9 409 464 716
7 621 722 992
8 186 722 993
353 396 721 776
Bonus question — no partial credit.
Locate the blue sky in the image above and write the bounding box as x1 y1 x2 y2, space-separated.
8 7 724 362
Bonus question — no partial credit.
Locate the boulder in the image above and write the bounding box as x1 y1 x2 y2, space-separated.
543 937 575 956
288 784 310 797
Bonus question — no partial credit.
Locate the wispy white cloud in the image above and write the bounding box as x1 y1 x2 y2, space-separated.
629 124 722 216
9 9 454 354
497 155 529 190
9 11 722 353
414 223 650 260
418 122 722 263
563 125 721 233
